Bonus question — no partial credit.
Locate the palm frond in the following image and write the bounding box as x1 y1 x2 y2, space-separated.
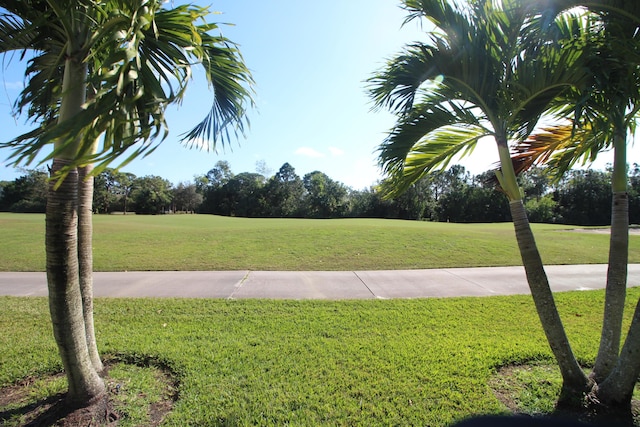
370 0 591 198
368 41 444 114
0 0 254 175
511 122 611 181
180 30 255 151
381 125 486 198
379 101 489 197
369 0 503 115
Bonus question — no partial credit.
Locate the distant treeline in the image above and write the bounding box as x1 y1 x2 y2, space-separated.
1 161 639 225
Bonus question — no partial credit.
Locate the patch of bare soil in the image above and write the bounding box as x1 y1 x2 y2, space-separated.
490 364 640 426
0 359 178 427
566 226 640 235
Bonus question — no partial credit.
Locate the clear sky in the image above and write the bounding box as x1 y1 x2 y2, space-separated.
0 1 637 189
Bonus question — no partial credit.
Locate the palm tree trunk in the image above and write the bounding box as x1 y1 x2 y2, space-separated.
596 297 640 408
46 54 104 406
509 199 591 404
592 132 628 382
495 139 590 403
47 159 105 406
78 163 103 372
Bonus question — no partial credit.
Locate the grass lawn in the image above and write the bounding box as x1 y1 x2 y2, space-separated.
1 213 638 271
2 289 639 426
2 213 639 425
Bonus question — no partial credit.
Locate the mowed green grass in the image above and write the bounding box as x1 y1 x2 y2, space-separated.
1 213 637 271
2 289 639 426
3 213 640 425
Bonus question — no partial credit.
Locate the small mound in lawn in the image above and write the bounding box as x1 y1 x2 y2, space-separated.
489 362 640 426
0 356 178 426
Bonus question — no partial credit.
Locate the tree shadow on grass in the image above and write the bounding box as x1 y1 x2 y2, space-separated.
0 380 117 427
0 355 177 427
0 392 67 426
489 362 640 427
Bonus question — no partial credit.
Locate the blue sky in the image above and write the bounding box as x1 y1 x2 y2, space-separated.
0 1 637 189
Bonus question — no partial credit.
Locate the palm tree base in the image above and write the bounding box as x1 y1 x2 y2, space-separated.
8 389 116 426
554 397 634 427
65 391 114 418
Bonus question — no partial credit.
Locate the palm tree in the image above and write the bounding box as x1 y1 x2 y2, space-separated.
0 0 253 408
511 0 640 409
368 0 593 405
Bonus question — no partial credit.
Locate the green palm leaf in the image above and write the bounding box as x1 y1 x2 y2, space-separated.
379 102 488 196
0 0 254 176
513 2 640 181
369 0 586 200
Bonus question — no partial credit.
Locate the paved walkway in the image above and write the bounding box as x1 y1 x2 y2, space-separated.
1 264 639 299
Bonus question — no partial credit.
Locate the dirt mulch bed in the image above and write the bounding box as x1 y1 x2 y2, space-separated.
566 226 640 235
490 363 640 426
0 358 178 427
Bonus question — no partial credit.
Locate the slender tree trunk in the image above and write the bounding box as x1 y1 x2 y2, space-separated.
47 159 105 406
46 53 104 406
78 163 103 372
592 132 628 383
494 137 590 404
597 297 640 408
509 200 591 403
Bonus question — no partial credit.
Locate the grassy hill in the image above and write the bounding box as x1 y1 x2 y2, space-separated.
1 213 637 271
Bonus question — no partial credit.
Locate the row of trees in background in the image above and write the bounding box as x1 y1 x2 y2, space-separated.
2 161 639 225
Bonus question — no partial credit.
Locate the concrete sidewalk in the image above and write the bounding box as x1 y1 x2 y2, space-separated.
1 264 639 299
